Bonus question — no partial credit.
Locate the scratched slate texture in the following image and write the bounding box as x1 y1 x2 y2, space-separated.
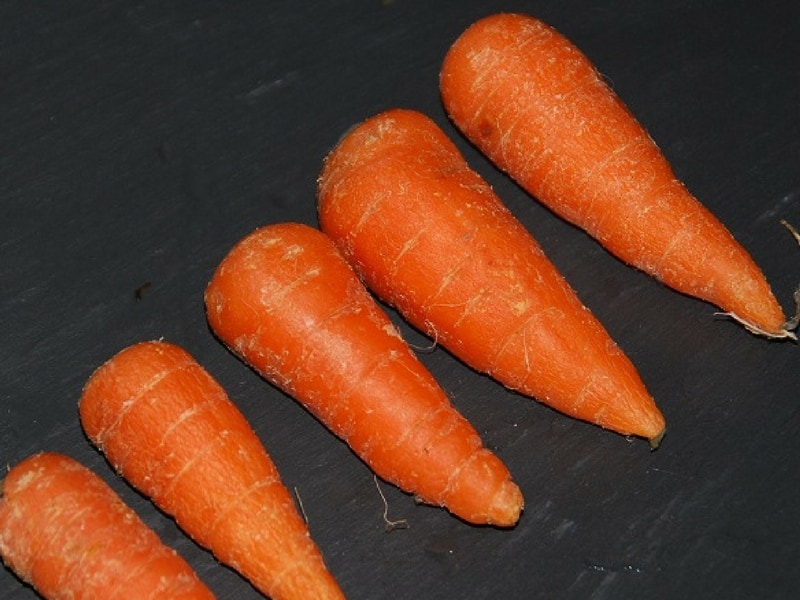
2 1 799 598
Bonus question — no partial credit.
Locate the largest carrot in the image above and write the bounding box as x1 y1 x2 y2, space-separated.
440 13 795 339
317 108 665 446
79 340 345 600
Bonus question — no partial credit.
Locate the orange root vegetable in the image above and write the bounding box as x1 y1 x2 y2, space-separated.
0 452 215 600
78 340 345 600
440 12 795 340
317 108 666 447
204 222 523 527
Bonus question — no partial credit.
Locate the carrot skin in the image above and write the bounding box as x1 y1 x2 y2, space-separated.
317 108 666 445
204 222 523 526
0 452 215 600
440 12 791 338
78 340 345 600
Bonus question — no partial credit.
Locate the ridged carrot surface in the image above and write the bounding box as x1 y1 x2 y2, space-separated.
204 222 523 526
0 452 215 600
317 108 666 446
440 12 793 339
79 340 345 600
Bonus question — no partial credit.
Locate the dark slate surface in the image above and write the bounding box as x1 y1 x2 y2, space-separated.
2 1 799 598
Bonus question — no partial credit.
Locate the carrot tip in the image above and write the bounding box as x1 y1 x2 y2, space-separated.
648 427 666 451
487 481 524 528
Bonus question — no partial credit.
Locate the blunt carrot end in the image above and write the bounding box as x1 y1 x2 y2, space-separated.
488 480 525 528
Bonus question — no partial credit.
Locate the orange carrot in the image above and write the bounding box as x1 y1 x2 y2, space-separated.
204 222 523 526
440 12 796 340
78 340 345 600
317 108 666 446
0 451 215 600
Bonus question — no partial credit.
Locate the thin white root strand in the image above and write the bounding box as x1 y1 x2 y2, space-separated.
783 286 800 332
408 324 440 353
715 311 798 341
293 486 309 524
373 475 409 532
780 219 800 246
780 219 800 334
408 339 438 353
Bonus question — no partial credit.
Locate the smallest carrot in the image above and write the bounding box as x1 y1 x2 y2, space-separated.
0 451 215 600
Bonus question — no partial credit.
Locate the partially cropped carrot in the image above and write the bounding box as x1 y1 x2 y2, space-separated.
204 222 523 526
317 108 666 446
0 452 215 600
79 340 345 600
440 12 796 339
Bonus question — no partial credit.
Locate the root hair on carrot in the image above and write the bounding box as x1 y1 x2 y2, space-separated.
784 287 800 333
714 311 798 341
374 475 409 533
293 486 309 524
780 219 800 246
407 335 438 353
779 219 800 334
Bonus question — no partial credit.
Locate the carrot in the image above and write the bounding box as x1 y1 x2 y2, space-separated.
439 12 796 340
0 451 215 600
78 340 345 600
204 222 523 527
317 108 666 447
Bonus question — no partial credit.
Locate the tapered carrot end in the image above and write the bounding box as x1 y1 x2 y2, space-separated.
439 448 524 528
601 387 666 449
717 276 798 340
639 408 666 450
648 427 667 451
